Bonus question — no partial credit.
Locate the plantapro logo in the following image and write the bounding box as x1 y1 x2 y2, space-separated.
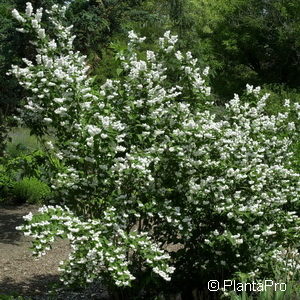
208 279 286 292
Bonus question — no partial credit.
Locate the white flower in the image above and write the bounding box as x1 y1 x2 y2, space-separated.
86 125 101 136
53 98 65 104
35 8 43 22
81 102 91 109
12 9 26 22
128 30 138 40
284 99 290 108
203 66 210 76
38 29 46 39
49 40 57 49
128 30 146 43
54 107 67 115
43 117 52 123
31 19 39 29
253 86 261 96
116 145 126 152
23 212 33 221
25 2 33 16
146 51 155 62
45 141 54 149
16 28 27 33
227 212 234 219
165 46 174 53
175 51 183 61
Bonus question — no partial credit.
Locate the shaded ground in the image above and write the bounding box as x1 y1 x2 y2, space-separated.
0 204 108 299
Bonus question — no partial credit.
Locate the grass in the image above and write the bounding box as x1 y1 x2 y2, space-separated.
6 128 42 158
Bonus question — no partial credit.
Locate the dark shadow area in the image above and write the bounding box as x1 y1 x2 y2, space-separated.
0 274 109 299
0 204 37 245
0 274 59 298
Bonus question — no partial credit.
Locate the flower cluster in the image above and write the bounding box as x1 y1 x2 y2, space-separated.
12 2 300 292
271 247 300 281
17 205 174 287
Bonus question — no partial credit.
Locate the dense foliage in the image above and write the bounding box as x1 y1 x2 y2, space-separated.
12 176 50 204
9 3 300 298
3 0 300 114
183 0 300 97
0 140 51 204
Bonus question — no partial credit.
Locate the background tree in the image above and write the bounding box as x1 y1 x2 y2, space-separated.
66 0 149 74
185 0 300 98
2 0 300 114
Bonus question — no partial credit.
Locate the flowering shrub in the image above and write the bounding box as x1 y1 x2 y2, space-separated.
11 2 300 296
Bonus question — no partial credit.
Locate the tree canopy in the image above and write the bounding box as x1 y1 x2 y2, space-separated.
1 0 300 112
